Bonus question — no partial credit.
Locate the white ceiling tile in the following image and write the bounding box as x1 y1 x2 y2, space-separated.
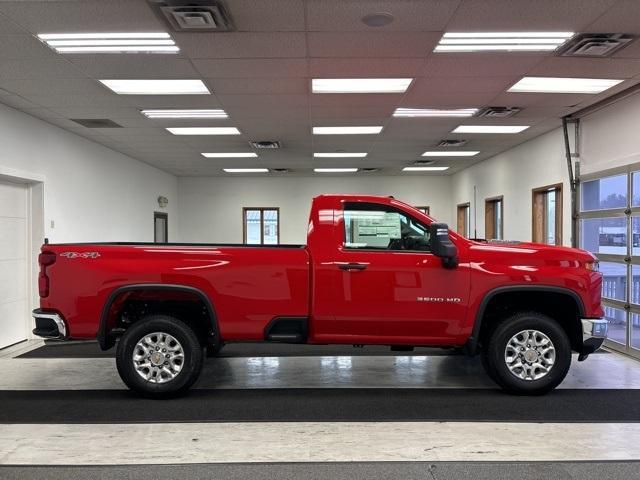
227 0 305 31
0 58 85 79
584 0 640 35
422 54 545 77
0 77 110 96
399 90 498 107
309 57 425 77
0 34 56 59
216 94 308 109
48 106 143 119
0 0 164 32
306 0 461 31
67 56 200 79
206 77 308 95
0 93 40 110
173 32 306 58
307 32 441 57
613 40 640 59
193 58 308 78
527 57 640 78
492 91 597 108
19 93 132 108
0 12 25 34
446 0 617 31
118 95 224 109
410 76 519 95
311 105 395 118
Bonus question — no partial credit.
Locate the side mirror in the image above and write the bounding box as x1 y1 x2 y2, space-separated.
430 223 459 269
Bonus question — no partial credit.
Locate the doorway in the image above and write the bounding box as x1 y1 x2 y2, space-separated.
154 212 168 243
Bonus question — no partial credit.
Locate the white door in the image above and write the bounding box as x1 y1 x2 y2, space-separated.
0 180 29 349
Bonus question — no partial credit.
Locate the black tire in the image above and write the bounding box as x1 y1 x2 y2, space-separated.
481 311 571 395
116 314 204 398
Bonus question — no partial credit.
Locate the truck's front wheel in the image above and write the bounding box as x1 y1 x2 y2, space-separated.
482 312 571 395
116 314 204 398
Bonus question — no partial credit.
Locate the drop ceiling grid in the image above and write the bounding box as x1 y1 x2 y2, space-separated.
0 1 638 175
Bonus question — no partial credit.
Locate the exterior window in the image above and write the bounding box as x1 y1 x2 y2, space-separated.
532 184 562 245
243 208 279 245
456 203 470 237
343 203 430 251
485 196 504 240
579 168 640 357
415 206 430 215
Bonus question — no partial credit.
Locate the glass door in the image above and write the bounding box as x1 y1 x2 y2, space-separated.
579 168 640 358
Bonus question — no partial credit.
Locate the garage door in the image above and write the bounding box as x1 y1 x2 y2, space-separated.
0 179 29 349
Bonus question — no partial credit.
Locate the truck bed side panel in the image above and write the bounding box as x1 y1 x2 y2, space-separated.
41 245 310 341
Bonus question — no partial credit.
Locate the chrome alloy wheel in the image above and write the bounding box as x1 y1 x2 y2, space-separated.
504 329 556 381
132 332 184 384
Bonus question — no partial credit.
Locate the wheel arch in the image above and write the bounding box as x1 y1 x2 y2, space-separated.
98 283 219 350
467 285 585 355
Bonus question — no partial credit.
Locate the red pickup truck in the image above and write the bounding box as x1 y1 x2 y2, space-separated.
33 194 607 397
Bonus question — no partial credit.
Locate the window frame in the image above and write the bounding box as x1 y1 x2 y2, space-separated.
242 207 280 245
532 183 563 245
414 205 430 215
341 202 432 253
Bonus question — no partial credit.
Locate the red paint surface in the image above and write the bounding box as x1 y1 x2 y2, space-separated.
39 194 603 345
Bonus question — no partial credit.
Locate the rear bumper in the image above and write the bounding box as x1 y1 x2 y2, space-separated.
580 317 608 355
32 309 67 339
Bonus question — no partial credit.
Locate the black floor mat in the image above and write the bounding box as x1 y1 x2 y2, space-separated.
1 388 637 424
17 341 452 358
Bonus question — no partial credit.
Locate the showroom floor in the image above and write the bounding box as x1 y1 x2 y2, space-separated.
1 342 639 479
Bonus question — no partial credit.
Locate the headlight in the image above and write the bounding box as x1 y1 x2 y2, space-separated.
585 261 599 272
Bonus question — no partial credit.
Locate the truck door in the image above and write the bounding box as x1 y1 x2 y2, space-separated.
316 201 470 345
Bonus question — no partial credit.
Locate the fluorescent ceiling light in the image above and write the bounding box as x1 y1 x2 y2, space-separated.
422 151 479 157
167 127 240 135
202 153 257 158
313 126 383 135
452 125 529 134
99 79 209 95
314 168 359 173
314 152 367 158
141 109 227 119
223 168 269 173
508 76 623 94
403 166 449 172
312 78 412 93
38 32 178 54
394 108 478 117
435 32 573 52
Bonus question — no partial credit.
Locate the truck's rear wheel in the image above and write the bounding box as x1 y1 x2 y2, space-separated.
481 312 571 395
116 314 203 398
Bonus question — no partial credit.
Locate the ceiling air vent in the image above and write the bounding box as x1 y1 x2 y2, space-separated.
477 106 521 118
149 1 234 32
362 168 380 173
250 140 281 149
70 119 122 128
272 168 289 173
413 160 434 166
437 139 467 148
558 33 636 57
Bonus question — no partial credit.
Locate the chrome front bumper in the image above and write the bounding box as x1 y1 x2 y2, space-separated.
578 318 608 360
581 318 609 341
32 309 67 339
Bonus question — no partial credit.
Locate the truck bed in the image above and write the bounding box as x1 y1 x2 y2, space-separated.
41 243 311 341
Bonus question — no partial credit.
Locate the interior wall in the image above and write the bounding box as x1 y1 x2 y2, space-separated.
0 103 178 243
580 89 640 175
450 128 572 245
178 176 454 244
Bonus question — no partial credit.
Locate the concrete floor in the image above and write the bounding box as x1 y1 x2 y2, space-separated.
0 342 639 476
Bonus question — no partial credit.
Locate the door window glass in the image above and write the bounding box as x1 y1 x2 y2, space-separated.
343 204 430 251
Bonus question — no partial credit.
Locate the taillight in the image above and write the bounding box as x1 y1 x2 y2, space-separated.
38 251 56 298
